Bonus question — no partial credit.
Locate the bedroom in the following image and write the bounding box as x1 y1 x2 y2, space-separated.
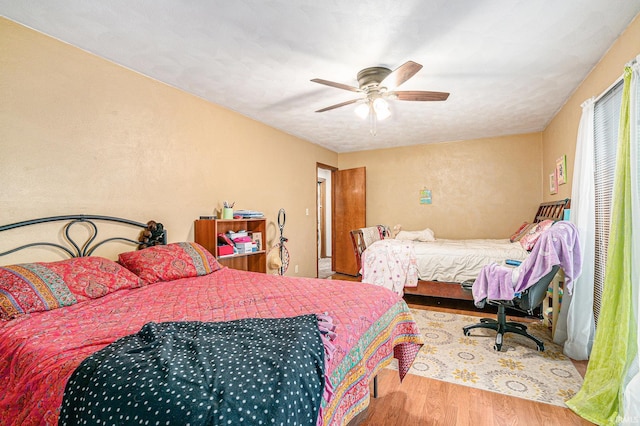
1 2 640 425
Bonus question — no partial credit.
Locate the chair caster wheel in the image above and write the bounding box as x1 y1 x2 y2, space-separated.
463 329 470 336
536 345 544 352
493 344 502 351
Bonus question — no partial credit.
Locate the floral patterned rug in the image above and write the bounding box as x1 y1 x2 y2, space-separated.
388 308 584 407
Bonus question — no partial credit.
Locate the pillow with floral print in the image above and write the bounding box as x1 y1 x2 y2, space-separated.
118 242 221 284
519 220 555 251
0 257 144 320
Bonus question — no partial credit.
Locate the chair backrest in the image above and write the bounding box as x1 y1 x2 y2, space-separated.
349 225 389 274
350 229 365 273
493 223 566 313
516 265 560 312
515 220 575 312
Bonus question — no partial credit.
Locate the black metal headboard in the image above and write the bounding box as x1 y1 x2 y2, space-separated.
0 215 166 258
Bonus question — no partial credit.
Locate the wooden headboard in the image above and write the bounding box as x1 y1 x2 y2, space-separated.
0 215 166 259
533 199 570 223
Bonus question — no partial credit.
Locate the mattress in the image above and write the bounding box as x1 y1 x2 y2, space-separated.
413 238 529 282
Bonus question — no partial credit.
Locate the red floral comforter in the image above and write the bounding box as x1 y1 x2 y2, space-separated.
0 267 422 425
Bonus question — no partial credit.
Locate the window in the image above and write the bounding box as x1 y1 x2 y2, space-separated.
593 80 623 324
592 70 640 325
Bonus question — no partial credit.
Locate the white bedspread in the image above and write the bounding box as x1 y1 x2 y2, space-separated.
413 238 529 283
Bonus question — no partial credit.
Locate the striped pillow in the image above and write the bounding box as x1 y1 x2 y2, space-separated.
0 263 77 320
0 257 146 320
118 242 221 284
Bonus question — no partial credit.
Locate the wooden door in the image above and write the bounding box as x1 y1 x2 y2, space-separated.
332 167 366 275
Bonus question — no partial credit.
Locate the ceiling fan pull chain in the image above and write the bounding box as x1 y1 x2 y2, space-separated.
369 104 377 136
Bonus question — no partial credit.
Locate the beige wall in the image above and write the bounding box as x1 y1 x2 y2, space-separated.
0 18 338 276
542 14 640 201
2 13 638 270
338 14 640 238
338 133 543 239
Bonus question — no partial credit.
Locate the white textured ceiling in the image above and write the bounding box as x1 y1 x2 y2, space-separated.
2 1 640 153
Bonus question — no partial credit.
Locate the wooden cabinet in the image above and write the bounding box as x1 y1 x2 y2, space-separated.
543 269 564 339
194 218 267 273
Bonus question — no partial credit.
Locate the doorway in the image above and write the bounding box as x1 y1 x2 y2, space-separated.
316 163 366 278
317 165 334 278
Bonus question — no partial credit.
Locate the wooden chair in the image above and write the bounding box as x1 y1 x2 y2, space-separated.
350 225 390 276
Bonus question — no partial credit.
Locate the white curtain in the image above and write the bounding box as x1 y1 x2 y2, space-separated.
554 98 596 360
622 57 639 424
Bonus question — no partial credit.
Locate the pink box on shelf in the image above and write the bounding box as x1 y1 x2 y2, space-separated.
218 245 234 256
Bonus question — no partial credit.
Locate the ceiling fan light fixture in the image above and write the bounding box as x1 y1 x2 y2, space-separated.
355 98 390 136
373 98 390 120
312 60 449 135
354 102 370 120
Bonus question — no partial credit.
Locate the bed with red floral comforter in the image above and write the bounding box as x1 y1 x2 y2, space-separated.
0 266 423 425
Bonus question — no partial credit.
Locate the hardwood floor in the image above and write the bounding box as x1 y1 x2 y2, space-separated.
361 369 592 426
331 273 593 425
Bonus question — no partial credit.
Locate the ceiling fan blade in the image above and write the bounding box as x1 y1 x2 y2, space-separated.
381 61 423 90
311 78 361 92
315 98 360 113
393 90 450 101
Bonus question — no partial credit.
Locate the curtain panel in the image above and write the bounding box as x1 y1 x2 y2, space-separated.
567 61 639 426
556 98 596 360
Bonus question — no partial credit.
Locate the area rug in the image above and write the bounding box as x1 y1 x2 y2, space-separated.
387 308 584 407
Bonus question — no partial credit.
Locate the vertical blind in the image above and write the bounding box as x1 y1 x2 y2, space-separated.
636 68 640 216
593 80 623 326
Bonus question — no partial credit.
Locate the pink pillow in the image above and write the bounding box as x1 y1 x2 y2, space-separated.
519 220 555 251
0 257 143 320
48 257 146 301
509 222 531 242
118 242 221 284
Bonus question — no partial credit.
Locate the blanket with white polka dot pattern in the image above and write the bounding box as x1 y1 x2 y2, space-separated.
59 315 325 425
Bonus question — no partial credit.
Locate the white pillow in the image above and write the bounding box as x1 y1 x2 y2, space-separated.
395 228 435 242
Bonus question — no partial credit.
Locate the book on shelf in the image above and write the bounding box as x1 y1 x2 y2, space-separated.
233 210 264 218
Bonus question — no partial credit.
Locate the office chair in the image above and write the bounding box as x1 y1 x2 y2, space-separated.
462 265 559 351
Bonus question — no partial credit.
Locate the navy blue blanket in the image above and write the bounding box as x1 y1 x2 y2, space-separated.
59 315 325 425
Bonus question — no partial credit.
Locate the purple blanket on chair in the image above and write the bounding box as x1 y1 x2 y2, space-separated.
472 221 582 308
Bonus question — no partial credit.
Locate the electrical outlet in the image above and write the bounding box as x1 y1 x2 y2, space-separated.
294 264 299 273
305 208 309 216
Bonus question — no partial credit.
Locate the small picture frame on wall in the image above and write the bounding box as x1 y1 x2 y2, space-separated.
550 171 558 195
556 155 567 185
420 188 432 204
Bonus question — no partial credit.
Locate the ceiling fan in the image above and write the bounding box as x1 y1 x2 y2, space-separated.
311 61 449 135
